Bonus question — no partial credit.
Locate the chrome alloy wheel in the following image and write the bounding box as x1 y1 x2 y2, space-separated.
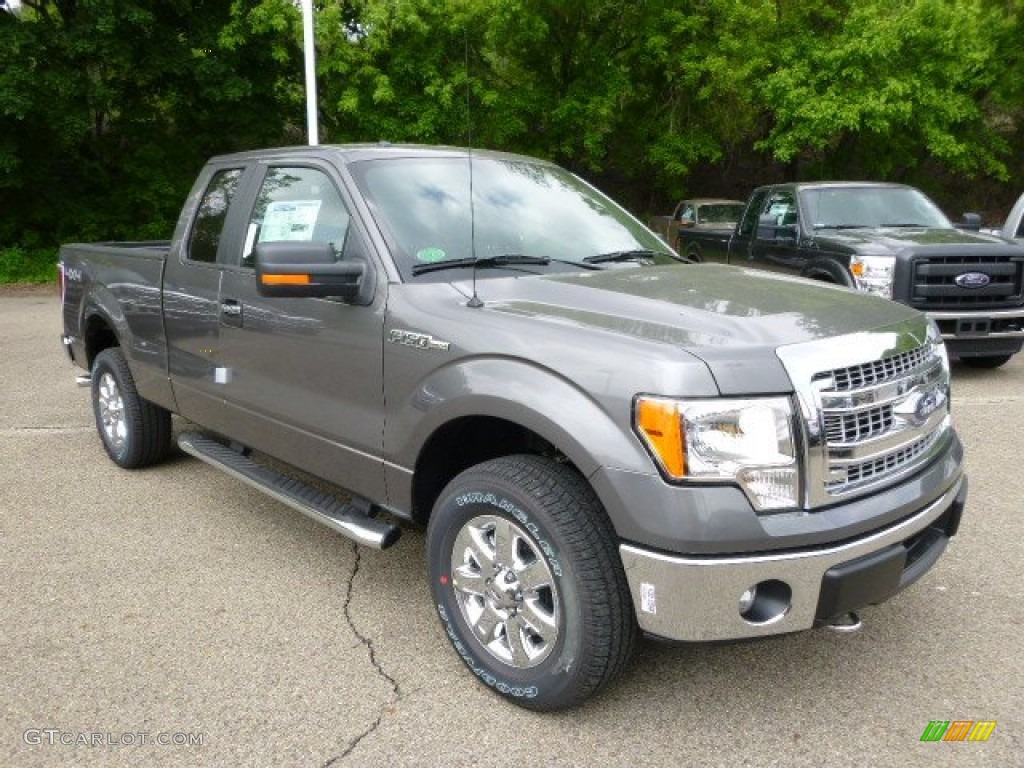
450 514 560 668
96 372 127 452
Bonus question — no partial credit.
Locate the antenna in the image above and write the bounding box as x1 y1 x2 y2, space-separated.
465 29 483 308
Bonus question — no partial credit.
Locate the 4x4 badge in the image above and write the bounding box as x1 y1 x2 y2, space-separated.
388 329 451 351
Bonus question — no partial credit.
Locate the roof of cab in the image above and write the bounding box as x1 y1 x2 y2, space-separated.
207 143 556 166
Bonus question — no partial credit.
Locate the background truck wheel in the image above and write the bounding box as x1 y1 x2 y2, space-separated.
426 454 637 711
958 354 1012 369
91 347 172 468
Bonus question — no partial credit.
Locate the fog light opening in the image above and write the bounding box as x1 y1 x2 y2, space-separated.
739 580 792 625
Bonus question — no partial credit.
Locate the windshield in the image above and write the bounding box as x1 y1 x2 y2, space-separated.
801 186 952 230
349 155 679 280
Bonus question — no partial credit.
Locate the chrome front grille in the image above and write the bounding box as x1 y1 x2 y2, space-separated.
822 345 930 391
776 318 953 509
842 433 936 486
815 342 948 499
824 405 893 443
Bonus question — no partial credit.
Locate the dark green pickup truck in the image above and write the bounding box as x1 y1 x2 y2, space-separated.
59 145 966 710
725 182 1024 368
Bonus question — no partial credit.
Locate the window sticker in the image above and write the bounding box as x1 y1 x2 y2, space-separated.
416 247 447 263
260 200 323 242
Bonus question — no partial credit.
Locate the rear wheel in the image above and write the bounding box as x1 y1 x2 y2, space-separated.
91 347 172 468
427 455 637 710
958 354 1012 369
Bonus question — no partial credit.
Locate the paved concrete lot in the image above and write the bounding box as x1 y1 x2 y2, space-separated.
2 287 1021 767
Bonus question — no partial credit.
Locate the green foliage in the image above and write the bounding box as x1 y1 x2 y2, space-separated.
0 246 56 284
1 0 1022 281
756 0 1013 182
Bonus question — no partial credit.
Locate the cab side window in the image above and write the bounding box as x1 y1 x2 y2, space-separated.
757 190 798 240
188 168 244 263
242 167 351 268
737 191 767 237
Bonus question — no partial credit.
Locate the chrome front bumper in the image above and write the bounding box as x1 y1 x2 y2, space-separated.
619 475 965 642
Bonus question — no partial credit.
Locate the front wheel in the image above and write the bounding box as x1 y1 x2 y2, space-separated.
91 347 172 468
427 455 637 711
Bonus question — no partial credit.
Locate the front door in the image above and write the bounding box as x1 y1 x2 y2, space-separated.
747 188 808 274
215 163 389 502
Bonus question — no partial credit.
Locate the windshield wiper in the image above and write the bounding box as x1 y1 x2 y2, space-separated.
813 224 872 230
880 223 927 228
583 249 658 264
411 253 602 276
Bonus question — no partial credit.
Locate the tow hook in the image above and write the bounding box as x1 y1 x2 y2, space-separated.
826 611 863 633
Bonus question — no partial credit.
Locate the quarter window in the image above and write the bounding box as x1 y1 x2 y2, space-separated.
188 168 243 263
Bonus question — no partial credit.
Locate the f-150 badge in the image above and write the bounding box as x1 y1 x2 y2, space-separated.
388 329 450 351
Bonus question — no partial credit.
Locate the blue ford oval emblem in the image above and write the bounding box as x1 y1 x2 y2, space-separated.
955 271 991 289
915 391 940 423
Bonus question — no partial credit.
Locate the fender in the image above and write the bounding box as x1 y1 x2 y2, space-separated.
383 356 659 513
80 279 177 412
801 253 854 287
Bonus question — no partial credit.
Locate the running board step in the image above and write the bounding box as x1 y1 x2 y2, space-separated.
178 431 400 550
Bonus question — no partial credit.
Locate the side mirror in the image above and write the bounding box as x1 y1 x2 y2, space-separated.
678 218 695 229
959 212 982 232
254 241 366 302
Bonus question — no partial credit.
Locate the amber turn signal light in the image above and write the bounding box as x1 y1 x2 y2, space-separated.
635 397 686 478
260 273 312 286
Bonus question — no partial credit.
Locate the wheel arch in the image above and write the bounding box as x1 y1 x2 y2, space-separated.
411 415 564 526
80 285 131 368
392 360 652 527
801 257 853 287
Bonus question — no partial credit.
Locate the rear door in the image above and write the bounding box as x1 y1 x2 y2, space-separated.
214 160 389 501
164 163 252 433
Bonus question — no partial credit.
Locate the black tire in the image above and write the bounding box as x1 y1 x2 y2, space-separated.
91 347 172 468
426 455 637 711
958 354 1012 369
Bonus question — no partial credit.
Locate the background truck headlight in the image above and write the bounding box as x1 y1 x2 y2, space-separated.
850 255 896 298
635 396 800 511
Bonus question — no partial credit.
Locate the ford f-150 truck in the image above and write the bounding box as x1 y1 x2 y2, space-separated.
722 181 1024 368
60 145 966 711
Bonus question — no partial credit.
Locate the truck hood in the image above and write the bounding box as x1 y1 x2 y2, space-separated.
811 226 1012 253
457 264 922 394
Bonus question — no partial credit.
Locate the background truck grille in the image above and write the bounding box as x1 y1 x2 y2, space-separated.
911 254 1023 310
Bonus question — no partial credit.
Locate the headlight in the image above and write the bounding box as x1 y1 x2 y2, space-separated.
634 396 800 511
850 255 895 298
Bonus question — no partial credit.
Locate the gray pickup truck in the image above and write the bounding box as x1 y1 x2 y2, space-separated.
60 145 966 710
725 182 1024 368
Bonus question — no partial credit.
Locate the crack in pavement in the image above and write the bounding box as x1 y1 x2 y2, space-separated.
323 543 400 767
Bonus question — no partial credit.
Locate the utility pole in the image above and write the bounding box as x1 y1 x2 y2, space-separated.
301 0 319 146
